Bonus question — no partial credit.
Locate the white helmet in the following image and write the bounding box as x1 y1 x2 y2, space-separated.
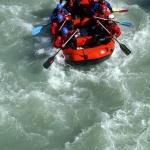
108 14 115 20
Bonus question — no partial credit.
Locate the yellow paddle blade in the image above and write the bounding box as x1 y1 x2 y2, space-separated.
112 7 119 11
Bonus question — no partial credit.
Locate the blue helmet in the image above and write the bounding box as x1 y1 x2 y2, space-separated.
57 4 62 10
61 27 68 35
57 14 63 21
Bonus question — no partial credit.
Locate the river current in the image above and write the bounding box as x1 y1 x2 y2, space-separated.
0 0 150 150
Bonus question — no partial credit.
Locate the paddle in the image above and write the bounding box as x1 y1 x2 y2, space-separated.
98 21 131 55
43 30 78 69
113 9 128 13
31 22 51 35
115 21 132 27
51 19 67 42
112 8 128 13
95 17 132 27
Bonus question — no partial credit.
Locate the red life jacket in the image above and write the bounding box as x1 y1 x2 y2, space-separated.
104 22 121 38
53 30 74 48
69 0 73 7
50 19 65 35
94 11 110 25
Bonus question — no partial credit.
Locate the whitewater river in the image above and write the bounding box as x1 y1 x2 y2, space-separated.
0 0 150 149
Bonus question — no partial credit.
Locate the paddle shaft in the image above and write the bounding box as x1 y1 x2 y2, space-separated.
44 13 69 28
53 30 78 57
98 21 131 55
43 30 78 69
59 19 67 30
95 17 131 27
43 22 51 28
51 19 67 42
113 9 128 13
98 21 120 42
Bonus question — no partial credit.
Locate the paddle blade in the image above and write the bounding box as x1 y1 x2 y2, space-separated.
112 8 119 11
31 26 43 35
119 43 131 55
112 8 128 13
119 21 132 27
118 9 128 13
43 57 55 69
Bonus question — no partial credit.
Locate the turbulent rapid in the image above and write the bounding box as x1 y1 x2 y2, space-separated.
0 0 150 150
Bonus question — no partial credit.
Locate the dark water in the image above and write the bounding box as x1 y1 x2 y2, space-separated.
0 0 150 150
126 0 150 10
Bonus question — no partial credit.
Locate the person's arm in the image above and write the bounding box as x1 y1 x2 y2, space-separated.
68 29 79 35
69 0 73 7
50 9 57 21
114 25 121 38
50 22 58 35
92 11 99 20
63 8 69 15
106 1 113 13
54 36 62 48
105 11 111 18
90 3 99 14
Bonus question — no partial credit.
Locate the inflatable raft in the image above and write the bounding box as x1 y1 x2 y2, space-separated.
61 16 115 65
60 1 115 65
62 35 115 65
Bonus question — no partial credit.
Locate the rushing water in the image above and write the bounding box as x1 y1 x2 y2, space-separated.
0 0 150 150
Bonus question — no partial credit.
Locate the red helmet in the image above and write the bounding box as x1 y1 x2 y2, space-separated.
100 4 107 10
